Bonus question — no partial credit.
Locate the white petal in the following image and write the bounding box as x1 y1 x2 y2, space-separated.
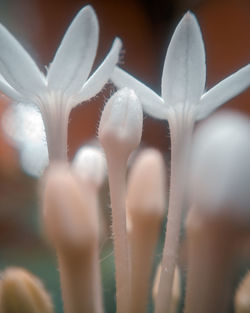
0 74 23 101
47 5 99 93
197 64 250 120
0 24 46 97
111 67 166 119
74 37 122 104
161 12 206 107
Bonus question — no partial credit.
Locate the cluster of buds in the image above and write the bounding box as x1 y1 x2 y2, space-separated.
0 4 249 313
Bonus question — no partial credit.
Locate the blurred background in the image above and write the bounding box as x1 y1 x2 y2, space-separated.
0 0 249 312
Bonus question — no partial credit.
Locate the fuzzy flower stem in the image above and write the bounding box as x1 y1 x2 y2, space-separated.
58 247 102 313
43 164 102 313
155 111 194 313
40 101 70 162
184 209 245 313
98 88 143 313
106 153 130 313
126 149 166 313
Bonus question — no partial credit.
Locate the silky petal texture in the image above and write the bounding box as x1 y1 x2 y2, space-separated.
47 5 99 93
111 67 167 119
0 25 46 97
74 37 122 104
161 12 206 107
197 64 250 120
0 74 23 101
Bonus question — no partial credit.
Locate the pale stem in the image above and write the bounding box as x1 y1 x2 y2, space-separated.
106 153 130 313
184 209 243 313
57 188 103 313
41 104 70 162
58 248 101 313
154 112 194 313
129 217 161 313
43 167 103 313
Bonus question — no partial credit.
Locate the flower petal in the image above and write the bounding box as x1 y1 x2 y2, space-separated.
74 37 122 104
47 5 99 93
197 64 250 120
111 67 166 119
0 74 23 101
0 24 46 97
161 12 206 107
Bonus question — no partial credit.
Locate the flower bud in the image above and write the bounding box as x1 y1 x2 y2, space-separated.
73 145 106 188
98 87 143 159
190 111 250 221
0 267 54 313
43 163 98 251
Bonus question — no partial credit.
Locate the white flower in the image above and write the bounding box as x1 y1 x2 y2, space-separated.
110 12 249 122
0 5 122 161
110 12 249 313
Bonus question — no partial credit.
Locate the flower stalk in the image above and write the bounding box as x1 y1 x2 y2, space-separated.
155 110 194 313
43 163 102 313
98 88 143 313
126 148 166 313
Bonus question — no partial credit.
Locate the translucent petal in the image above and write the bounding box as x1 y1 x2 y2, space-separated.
47 5 99 93
111 67 167 120
74 38 122 104
197 64 250 120
0 74 23 101
161 12 206 107
0 24 46 97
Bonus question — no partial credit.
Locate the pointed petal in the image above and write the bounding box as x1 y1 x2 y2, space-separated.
74 38 122 104
0 24 46 97
47 5 99 93
0 74 23 101
161 12 206 107
197 64 250 120
111 67 166 119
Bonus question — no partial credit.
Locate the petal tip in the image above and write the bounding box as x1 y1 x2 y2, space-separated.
182 10 199 27
80 4 95 15
114 37 122 48
77 4 98 28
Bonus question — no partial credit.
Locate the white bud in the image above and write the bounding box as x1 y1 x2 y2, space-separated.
73 146 106 188
127 148 167 220
190 111 250 221
98 87 143 159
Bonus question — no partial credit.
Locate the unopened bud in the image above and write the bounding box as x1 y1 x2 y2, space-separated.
190 111 250 221
0 267 54 313
127 148 166 224
73 145 106 188
43 163 98 251
98 87 143 159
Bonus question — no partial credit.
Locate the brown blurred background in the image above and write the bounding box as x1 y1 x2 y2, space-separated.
0 0 248 312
